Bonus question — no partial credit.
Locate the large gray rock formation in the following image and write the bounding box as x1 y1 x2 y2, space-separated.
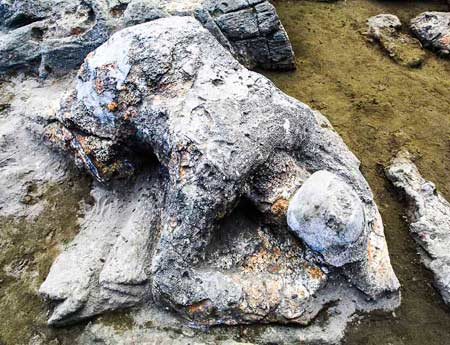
366 14 425 68
0 0 295 75
411 12 450 56
38 16 399 341
386 151 450 306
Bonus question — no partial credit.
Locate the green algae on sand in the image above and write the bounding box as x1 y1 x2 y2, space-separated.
0 177 92 345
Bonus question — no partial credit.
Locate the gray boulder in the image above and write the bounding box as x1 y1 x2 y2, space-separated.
0 0 295 75
39 16 399 337
386 151 450 306
411 12 450 56
367 14 425 68
287 170 367 267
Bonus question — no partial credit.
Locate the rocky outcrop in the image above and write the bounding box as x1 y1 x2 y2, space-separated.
386 151 450 306
123 0 296 70
39 16 399 340
0 0 110 76
0 0 295 75
410 12 450 57
367 14 425 67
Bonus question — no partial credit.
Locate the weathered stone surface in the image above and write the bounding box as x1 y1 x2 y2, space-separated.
0 0 295 75
411 12 450 56
38 16 399 340
123 0 296 70
0 76 73 218
386 151 450 306
367 14 425 68
287 170 367 267
0 0 110 76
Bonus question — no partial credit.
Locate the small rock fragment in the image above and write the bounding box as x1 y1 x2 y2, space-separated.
367 14 425 67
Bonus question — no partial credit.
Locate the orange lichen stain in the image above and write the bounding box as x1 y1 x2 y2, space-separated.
186 299 213 318
306 265 325 280
271 198 289 216
244 247 269 272
75 135 92 154
272 246 281 256
267 263 281 273
243 242 284 274
440 34 450 45
70 27 83 36
107 102 118 112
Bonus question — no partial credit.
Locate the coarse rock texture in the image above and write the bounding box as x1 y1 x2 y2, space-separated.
411 12 450 57
367 14 425 68
0 0 295 75
38 16 399 343
386 151 450 306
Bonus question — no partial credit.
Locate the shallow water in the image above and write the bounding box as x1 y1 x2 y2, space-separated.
267 0 450 343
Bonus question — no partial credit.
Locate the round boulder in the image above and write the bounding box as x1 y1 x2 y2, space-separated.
287 170 367 267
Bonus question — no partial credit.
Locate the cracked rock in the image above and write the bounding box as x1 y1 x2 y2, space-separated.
0 0 295 75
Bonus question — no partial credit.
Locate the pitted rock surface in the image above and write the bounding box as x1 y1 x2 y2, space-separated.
0 0 295 75
39 16 399 333
387 151 450 306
